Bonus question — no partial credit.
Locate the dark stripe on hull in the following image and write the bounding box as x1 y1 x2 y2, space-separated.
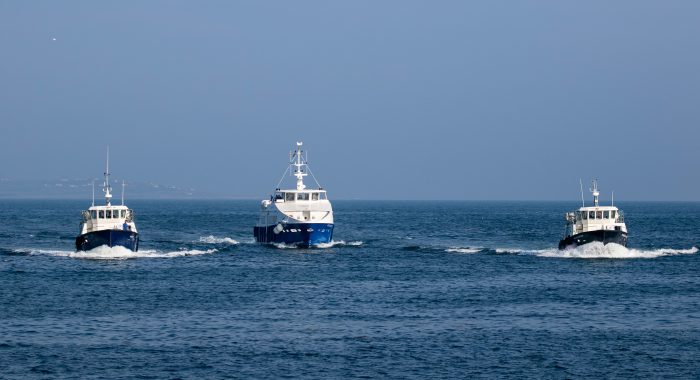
558 230 628 250
75 230 139 252
254 223 334 247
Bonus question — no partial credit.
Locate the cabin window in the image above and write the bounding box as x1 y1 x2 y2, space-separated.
582 212 588 220
297 193 309 201
603 211 610 219
91 210 97 219
285 193 295 202
312 193 319 201
611 210 616 219
596 211 602 219
120 210 126 218
106 210 112 218
588 211 595 219
275 193 283 200
99 210 105 219
320 192 327 200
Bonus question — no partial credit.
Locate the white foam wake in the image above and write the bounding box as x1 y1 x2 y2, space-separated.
198 235 239 245
271 243 297 249
315 240 364 248
271 240 364 249
446 247 482 254
17 246 218 260
494 248 523 254
525 242 698 259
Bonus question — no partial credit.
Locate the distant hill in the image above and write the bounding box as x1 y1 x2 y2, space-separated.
0 178 201 199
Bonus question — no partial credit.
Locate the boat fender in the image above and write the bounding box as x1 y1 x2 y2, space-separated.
273 224 284 234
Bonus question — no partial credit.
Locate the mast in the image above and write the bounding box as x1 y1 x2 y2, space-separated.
579 179 585 207
103 147 112 206
291 141 307 191
590 179 599 207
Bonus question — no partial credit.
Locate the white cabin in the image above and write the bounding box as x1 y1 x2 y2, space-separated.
80 205 137 235
564 180 627 236
565 205 626 236
259 189 333 225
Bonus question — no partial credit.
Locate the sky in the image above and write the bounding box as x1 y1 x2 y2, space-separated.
0 1 698 200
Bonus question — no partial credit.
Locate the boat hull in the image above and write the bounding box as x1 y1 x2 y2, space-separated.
558 229 628 250
254 223 334 247
75 230 139 252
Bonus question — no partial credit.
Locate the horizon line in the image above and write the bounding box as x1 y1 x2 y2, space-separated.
0 197 699 203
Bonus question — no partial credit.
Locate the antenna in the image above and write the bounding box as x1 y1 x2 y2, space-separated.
92 180 95 206
103 146 112 206
274 142 322 192
611 190 614 207
579 179 585 207
121 180 125 205
292 141 307 191
590 179 600 207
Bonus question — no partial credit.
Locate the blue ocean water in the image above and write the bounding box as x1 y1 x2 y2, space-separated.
1 200 699 378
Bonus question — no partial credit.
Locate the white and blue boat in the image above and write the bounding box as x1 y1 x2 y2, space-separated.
75 150 139 251
254 142 334 247
558 180 628 250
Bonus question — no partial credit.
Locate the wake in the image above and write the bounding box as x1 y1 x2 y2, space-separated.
445 247 483 254
272 240 364 249
14 245 218 260
507 242 698 259
198 235 239 245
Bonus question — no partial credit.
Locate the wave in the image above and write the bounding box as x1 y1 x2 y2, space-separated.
13 245 218 260
272 240 364 249
446 247 482 254
521 242 699 259
314 240 364 248
494 248 523 254
198 235 239 245
401 245 440 253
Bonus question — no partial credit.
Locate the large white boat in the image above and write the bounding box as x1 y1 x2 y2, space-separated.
254 142 334 247
75 150 139 251
558 180 628 249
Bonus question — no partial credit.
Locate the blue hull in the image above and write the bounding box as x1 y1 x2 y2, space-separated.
254 223 333 247
75 230 139 252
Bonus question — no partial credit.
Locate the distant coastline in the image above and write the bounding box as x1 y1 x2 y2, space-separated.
0 178 199 199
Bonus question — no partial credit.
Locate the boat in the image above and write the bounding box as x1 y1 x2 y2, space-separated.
75 149 139 251
254 142 334 247
558 179 628 250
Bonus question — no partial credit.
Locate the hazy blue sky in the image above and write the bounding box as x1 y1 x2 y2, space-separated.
1 1 698 200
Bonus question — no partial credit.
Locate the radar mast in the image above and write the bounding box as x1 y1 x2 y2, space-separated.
291 142 307 191
103 147 112 206
590 179 599 207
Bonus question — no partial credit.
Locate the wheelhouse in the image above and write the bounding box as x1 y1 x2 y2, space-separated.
81 205 136 233
273 189 328 203
83 206 134 222
571 207 624 223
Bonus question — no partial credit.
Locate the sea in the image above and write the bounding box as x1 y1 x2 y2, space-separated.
1 200 699 379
